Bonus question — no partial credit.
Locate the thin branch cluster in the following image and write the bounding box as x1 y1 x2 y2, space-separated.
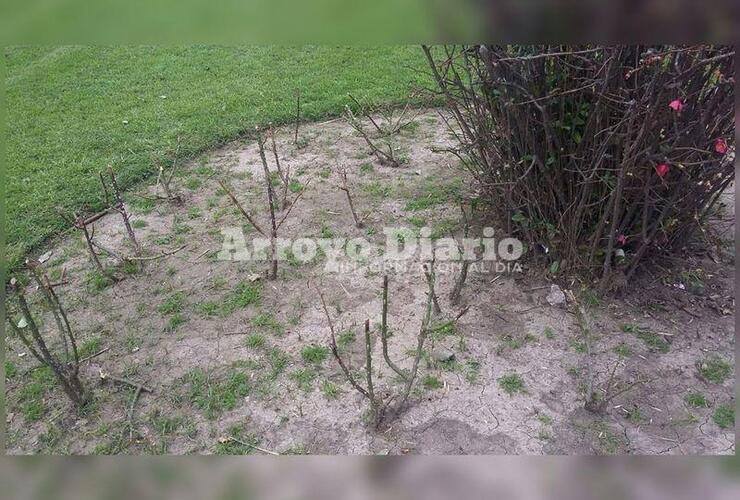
423 45 734 289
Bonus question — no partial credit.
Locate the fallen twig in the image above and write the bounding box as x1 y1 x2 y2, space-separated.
99 370 153 393
79 347 110 364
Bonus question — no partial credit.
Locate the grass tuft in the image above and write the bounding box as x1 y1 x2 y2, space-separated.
712 404 735 429
698 357 732 384
498 373 526 395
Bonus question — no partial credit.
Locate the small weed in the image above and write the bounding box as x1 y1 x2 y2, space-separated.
429 320 458 340
626 406 643 423
5 361 17 379
538 430 552 441
429 218 458 240
581 288 602 308
338 330 356 348
685 392 709 408
301 344 329 365
78 336 102 358
150 410 184 437
132 219 148 229
621 323 669 353
408 215 426 228
86 270 114 293
283 444 309 455
267 348 290 379
245 333 266 349
222 282 262 314
537 413 553 425
184 178 202 190
197 301 220 317
613 343 632 357
165 313 187 332
158 292 186 315
423 374 443 390
544 327 555 339
404 179 462 211
569 338 587 353
712 404 734 429
359 162 374 175
185 368 250 419
187 207 202 219
319 223 334 238
291 368 316 391
464 360 481 384
498 373 525 395
592 422 623 454
130 197 155 214
288 180 304 193
251 313 283 335
698 357 732 384
497 333 536 354
321 380 339 399
318 167 332 179
363 181 392 198
120 260 140 275
215 424 259 455
18 366 55 422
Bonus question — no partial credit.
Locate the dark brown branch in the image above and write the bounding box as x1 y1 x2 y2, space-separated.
380 275 406 380
217 179 266 236
317 287 371 399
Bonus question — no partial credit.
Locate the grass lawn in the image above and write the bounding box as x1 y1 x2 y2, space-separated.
4 46 430 268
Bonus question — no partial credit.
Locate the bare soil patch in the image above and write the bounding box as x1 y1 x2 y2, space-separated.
5 111 735 455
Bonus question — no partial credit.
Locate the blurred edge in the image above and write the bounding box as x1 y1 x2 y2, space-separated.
1 51 7 455
0 457 739 499
0 0 739 44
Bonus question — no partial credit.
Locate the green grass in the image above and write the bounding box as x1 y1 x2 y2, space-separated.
404 178 463 211
712 404 735 429
613 343 633 358
422 374 443 390
222 282 262 314
301 344 329 365
158 292 186 315
698 357 732 384
215 424 260 455
5 361 18 379
86 270 115 293
291 367 316 392
185 367 250 419
18 366 55 422
496 333 536 355
165 313 188 332
498 373 525 395
337 330 356 349
685 392 709 408
78 336 102 358
621 323 670 353
321 380 340 400
251 312 283 335
5 46 431 268
245 333 266 350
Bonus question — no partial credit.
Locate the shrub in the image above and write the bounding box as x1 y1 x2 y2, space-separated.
424 45 734 288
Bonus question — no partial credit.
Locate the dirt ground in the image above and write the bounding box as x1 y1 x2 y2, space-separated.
4 110 735 455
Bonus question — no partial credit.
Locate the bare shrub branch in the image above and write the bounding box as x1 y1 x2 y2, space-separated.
7 270 88 408
423 45 735 286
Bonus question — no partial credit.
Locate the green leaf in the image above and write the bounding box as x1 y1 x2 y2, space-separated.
549 260 560 274
511 211 528 223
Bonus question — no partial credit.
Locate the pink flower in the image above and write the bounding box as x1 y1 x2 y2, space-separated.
655 163 670 178
714 138 728 155
616 234 627 246
668 99 684 112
